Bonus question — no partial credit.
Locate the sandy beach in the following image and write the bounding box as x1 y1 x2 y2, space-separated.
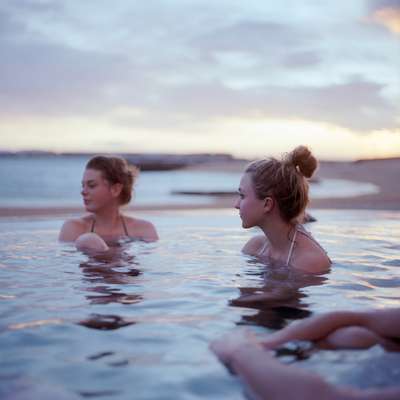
310 158 400 210
186 157 400 211
1 158 399 218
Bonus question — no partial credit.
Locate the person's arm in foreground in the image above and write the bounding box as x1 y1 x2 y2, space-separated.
228 343 337 400
211 331 400 400
259 308 400 350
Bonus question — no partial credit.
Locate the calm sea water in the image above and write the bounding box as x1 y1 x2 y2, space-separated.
0 156 379 207
0 209 399 399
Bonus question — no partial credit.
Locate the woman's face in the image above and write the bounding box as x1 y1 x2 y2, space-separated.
81 168 116 212
235 173 266 229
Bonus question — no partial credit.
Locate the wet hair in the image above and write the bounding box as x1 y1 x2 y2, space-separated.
85 155 138 205
245 146 318 223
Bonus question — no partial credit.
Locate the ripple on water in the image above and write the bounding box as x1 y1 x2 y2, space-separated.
327 283 374 292
87 351 114 361
78 389 122 398
365 277 400 288
382 259 400 267
8 319 64 331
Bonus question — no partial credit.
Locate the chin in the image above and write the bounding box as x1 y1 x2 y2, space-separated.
241 220 249 229
242 219 256 229
84 204 96 213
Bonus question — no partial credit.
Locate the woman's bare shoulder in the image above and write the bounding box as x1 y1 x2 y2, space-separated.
59 216 91 242
124 216 159 241
242 235 267 256
295 253 331 273
294 241 331 273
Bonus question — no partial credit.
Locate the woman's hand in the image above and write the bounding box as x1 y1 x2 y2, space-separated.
210 329 261 367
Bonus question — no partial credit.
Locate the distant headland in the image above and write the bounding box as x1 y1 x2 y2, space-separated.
0 151 248 171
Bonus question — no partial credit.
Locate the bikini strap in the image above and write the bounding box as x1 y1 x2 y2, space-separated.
258 240 269 256
286 228 297 266
90 216 129 236
296 226 329 255
90 218 96 233
121 215 129 237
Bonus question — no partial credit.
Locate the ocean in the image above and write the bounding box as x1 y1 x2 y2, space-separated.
0 155 379 208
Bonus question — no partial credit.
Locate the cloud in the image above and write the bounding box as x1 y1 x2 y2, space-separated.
282 51 322 68
112 77 398 133
3 0 63 13
0 1 398 137
369 0 400 9
192 20 318 61
367 0 400 34
0 40 138 116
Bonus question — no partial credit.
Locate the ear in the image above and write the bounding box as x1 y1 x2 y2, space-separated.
110 183 123 199
263 196 274 213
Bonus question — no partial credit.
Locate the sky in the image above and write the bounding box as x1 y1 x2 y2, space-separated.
0 0 399 160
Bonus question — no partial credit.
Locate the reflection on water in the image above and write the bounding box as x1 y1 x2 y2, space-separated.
231 259 326 328
78 389 122 398
238 307 312 330
78 314 136 330
78 242 143 328
84 289 142 306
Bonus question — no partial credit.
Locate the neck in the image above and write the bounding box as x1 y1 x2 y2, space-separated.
93 204 122 228
259 216 295 253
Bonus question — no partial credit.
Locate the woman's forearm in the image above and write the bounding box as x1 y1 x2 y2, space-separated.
230 344 337 400
260 311 367 348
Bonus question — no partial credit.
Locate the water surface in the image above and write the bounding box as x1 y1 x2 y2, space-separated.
0 209 399 399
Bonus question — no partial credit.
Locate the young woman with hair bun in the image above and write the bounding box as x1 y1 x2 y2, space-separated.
235 146 330 273
59 155 158 252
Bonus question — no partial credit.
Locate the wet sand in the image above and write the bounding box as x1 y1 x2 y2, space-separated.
186 157 400 211
1 158 399 218
310 158 400 210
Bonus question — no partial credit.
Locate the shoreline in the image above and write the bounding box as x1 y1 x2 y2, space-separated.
1 158 399 218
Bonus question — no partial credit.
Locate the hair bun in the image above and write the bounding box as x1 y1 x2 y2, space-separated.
285 145 318 178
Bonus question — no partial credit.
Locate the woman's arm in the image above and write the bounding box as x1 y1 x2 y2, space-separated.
259 311 368 348
232 345 339 400
242 235 266 255
58 219 86 242
125 218 159 242
211 333 338 400
211 330 400 400
361 308 400 337
259 308 400 349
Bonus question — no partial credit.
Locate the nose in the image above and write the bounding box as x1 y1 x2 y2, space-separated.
81 186 87 196
234 197 240 209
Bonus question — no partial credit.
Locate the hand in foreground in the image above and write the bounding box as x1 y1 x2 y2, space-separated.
209 328 262 367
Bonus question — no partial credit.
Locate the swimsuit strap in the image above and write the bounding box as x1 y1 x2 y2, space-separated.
121 215 129 237
286 227 297 266
296 226 329 255
90 218 96 233
258 240 269 256
89 216 129 237
294 225 332 264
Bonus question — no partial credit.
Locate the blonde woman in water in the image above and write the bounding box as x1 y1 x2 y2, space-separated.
59 155 158 251
236 145 330 273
